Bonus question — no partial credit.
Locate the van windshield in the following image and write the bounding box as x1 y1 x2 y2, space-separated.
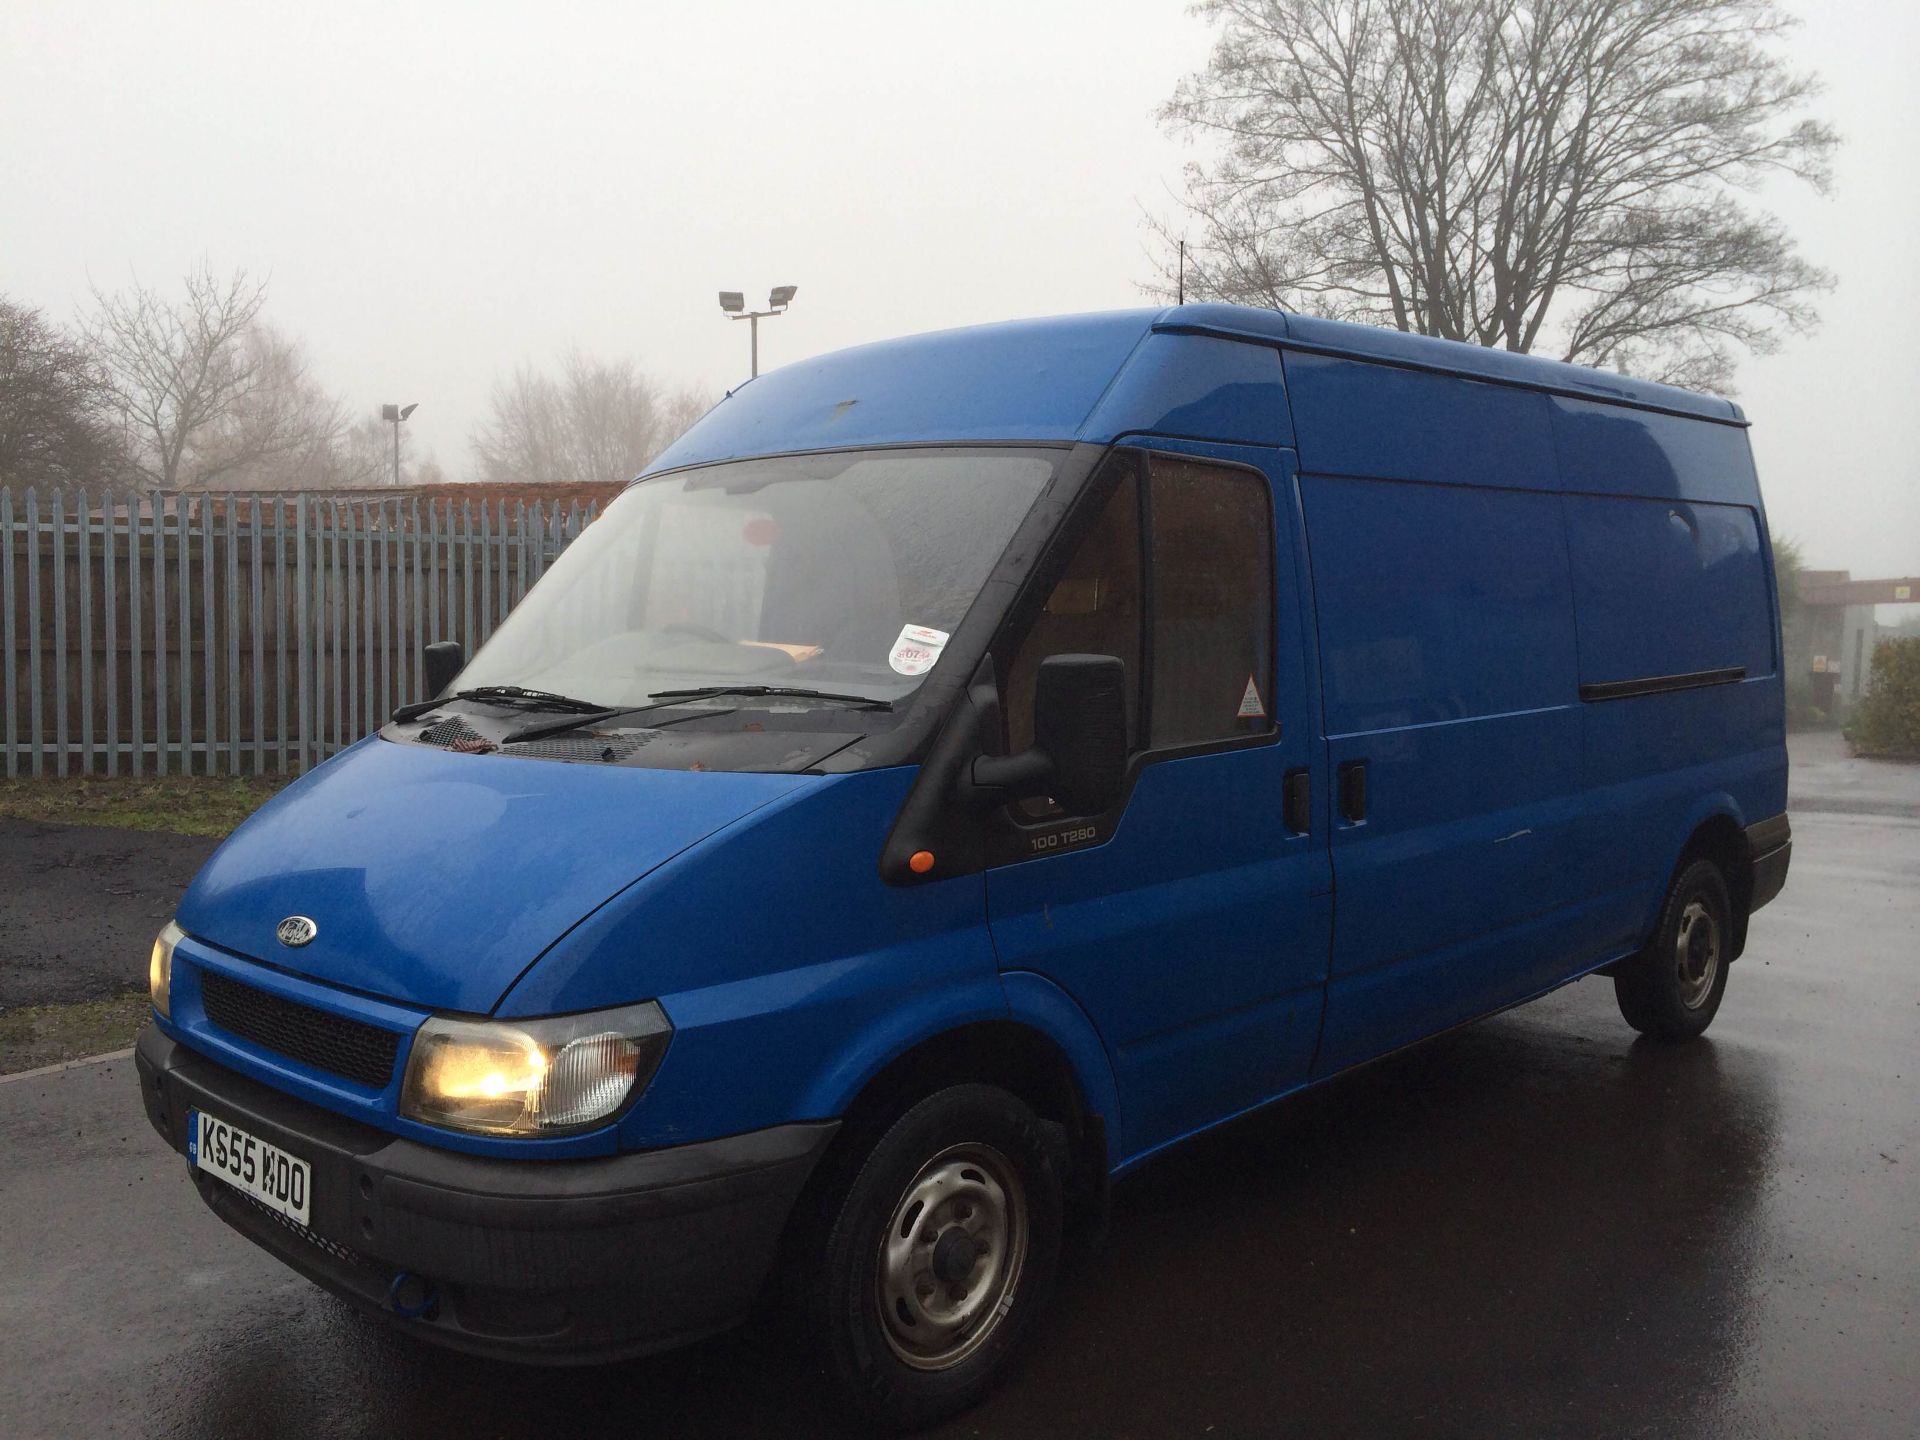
452 447 1057 712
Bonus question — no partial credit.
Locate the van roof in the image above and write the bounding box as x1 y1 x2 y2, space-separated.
1160 304 1743 424
645 305 1742 476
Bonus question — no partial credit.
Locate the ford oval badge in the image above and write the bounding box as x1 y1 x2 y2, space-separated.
276 915 318 949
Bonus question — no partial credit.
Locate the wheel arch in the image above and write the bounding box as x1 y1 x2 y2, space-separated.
786 984 1119 1257
1673 809 1755 958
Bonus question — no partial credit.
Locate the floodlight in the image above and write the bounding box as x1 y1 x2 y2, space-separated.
718 291 745 313
769 285 797 308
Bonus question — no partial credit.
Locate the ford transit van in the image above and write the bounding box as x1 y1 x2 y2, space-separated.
137 305 1791 1428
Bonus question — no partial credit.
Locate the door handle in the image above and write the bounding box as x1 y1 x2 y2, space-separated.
1283 769 1311 834
1338 760 1369 823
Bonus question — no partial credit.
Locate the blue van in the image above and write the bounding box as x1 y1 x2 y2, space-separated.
137 305 1791 1428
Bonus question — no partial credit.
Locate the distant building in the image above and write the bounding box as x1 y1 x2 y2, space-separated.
1791 571 1920 711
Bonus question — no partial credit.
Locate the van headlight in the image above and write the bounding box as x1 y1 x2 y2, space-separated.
149 921 183 1019
400 1003 672 1136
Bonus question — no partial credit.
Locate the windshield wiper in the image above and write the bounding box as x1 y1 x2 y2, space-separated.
505 685 893 747
647 685 894 710
499 685 887 746
391 685 612 723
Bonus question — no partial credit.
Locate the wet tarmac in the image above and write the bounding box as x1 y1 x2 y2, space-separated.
2 807 1915 1438
0 818 219 1008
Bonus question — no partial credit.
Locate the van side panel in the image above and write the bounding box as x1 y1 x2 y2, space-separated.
1299 462 1590 1073
1283 350 1557 488
1556 401 1786 951
1550 396 1760 505
1563 496 1774 687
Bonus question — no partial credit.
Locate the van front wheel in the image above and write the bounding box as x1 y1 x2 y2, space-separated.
1615 858 1733 1040
802 1083 1064 1431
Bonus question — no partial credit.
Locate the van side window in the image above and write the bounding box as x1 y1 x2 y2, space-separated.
1004 459 1144 759
1147 458 1276 747
1002 451 1276 812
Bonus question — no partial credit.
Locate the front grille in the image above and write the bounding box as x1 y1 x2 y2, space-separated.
419 716 482 746
417 716 496 754
509 733 646 762
418 714 637 763
200 968 401 1089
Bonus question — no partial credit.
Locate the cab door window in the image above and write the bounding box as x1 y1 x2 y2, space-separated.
1001 450 1275 818
1147 457 1276 747
1003 458 1144 758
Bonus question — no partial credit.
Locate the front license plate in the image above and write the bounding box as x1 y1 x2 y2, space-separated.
187 1108 311 1226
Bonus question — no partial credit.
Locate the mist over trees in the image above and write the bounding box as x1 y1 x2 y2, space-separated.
81 263 378 491
471 351 711 486
1158 0 1838 391
2 265 704 495
0 299 132 494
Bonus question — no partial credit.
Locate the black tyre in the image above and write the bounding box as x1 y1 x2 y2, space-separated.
1614 857 1734 1041
799 1083 1065 1432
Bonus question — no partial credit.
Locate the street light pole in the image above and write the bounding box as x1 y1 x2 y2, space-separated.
718 287 797 378
381 402 418 486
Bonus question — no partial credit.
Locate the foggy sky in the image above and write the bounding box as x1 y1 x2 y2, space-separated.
2 0 1914 583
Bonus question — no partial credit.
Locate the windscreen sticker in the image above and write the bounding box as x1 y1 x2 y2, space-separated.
1237 676 1267 719
889 623 951 676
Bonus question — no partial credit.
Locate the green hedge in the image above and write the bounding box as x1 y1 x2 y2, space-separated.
1845 636 1920 760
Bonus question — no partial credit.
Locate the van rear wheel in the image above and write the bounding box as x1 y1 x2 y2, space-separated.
1614 858 1733 1040
799 1083 1064 1431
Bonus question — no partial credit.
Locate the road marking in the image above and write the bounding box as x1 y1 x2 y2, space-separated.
0 1046 136 1085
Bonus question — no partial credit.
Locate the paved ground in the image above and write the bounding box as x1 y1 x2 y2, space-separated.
1 750 1916 1437
1788 729 1920 817
0 818 218 1008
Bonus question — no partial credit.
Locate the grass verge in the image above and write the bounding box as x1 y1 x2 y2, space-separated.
0 992 150 1076
0 775 286 837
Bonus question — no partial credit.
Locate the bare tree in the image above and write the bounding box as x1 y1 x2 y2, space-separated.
84 262 348 489
471 350 711 486
1157 0 1837 390
0 298 131 493
185 323 351 489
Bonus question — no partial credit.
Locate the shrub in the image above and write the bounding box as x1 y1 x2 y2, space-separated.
1845 636 1920 760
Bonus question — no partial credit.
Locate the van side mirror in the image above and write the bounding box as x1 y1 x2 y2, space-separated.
970 654 1129 815
423 640 465 699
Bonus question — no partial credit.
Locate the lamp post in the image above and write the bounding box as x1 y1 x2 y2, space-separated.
380 402 418 487
718 286 796 378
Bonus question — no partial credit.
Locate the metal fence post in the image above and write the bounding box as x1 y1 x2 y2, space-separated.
153 491 169 776
249 497 265 773
25 489 43 775
77 489 93 775
1 489 16 778
102 491 117 777
51 490 69 776
295 494 311 772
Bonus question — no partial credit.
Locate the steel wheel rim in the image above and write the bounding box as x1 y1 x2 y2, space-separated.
1674 899 1721 1009
875 1142 1029 1371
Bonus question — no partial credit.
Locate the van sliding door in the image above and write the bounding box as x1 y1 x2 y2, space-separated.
1284 352 1590 1074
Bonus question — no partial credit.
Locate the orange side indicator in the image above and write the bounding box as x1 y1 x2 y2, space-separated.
909 850 936 874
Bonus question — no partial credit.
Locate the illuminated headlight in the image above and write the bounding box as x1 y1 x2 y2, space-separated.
149 921 183 1019
400 1003 672 1136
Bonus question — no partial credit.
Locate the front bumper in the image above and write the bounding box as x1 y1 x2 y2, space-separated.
136 1025 837 1364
